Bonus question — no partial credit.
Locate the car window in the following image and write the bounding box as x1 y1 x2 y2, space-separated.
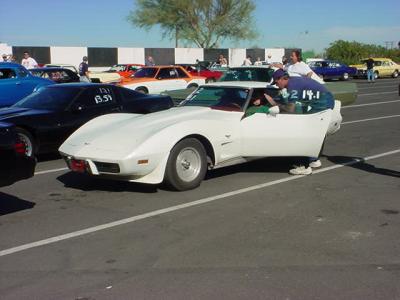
157 68 177 79
183 86 249 111
75 86 116 108
133 67 158 78
0 68 17 79
374 61 382 67
128 66 140 72
175 67 189 78
220 68 273 83
17 67 29 78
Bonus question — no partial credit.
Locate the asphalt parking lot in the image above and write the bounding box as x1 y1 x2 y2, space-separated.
1 78 399 300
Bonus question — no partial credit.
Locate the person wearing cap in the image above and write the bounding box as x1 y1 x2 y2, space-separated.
79 56 90 82
265 69 334 175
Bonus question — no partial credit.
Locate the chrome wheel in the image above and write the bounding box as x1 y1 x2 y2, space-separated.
17 132 33 157
342 72 349 80
176 147 201 182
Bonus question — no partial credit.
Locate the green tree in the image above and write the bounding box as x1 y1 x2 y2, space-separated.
325 40 400 65
127 0 258 48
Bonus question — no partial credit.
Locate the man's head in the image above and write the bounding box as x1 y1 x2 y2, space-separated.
2 54 7 61
290 50 302 63
82 56 88 62
23 51 30 59
272 69 289 89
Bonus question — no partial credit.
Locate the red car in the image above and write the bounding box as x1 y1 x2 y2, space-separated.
177 64 223 83
106 64 144 78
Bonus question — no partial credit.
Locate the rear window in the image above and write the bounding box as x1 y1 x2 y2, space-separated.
0 68 16 79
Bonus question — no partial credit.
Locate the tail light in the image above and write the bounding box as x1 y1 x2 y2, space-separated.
70 159 88 173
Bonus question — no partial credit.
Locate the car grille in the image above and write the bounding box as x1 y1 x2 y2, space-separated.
94 161 120 173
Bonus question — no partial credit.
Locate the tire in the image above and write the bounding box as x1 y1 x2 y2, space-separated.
135 87 148 94
187 83 198 89
341 72 349 81
374 71 379 80
15 127 36 157
164 138 207 191
392 70 399 78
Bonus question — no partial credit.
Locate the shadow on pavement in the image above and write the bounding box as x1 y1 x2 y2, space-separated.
325 155 400 178
0 192 36 216
57 172 159 193
36 152 61 162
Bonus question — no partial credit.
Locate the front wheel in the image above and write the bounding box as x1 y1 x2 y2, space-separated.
164 138 207 191
16 127 36 157
374 71 379 80
392 70 399 78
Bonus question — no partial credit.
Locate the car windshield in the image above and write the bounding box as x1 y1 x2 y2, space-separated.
13 87 81 111
109 65 126 72
133 68 158 78
182 86 249 110
220 68 274 83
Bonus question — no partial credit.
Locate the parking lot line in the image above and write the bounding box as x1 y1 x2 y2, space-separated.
35 167 68 175
1 148 399 258
358 91 398 96
342 100 400 109
342 114 400 125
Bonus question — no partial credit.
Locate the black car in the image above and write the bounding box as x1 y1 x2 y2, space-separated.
30 67 80 84
0 122 36 187
0 83 174 156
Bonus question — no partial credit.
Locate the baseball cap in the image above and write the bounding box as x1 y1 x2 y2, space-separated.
272 69 288 84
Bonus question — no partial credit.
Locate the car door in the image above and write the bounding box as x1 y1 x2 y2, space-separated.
151 67 181 93
57 86 121 143
175 67 193 88
240 96 331 158
381 61 392 76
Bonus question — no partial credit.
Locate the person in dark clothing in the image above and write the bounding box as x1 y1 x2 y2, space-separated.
79 56 90 82
366 57 375 82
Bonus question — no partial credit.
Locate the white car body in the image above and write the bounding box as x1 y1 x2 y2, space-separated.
45 64 121 83
59 81 342 188
123 77 205 94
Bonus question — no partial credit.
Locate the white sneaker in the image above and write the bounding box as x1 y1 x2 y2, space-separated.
309 160 322 168
289 165 312 175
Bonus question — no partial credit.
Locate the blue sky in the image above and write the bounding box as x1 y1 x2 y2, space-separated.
0 0 399 52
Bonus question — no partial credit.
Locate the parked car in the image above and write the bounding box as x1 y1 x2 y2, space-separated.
0 62 53 108
59 81 342 191
106 64 144 78
176 64 223 83
45 64 122 83
309 60 357 81
0 122 36 187
0 83 174 156
30 67 80 83
120 66 206 94
351 58 400 79
220 66 275 84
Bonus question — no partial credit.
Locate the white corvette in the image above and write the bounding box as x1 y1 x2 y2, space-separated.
59 82 342 191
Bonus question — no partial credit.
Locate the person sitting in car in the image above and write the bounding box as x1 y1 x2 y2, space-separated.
245 93 270 117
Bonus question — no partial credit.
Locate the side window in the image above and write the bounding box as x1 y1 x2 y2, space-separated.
76 87 116 108
157 68 177 79
175 67 189 78
374 61 382 67
0 68 16 79
60 71 71 80
119 87 141 101
17 67 29 78
128 66 139 72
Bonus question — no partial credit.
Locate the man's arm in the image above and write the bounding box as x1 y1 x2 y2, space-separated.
264 94 295 113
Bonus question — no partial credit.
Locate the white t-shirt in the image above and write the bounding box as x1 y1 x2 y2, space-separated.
21 57 38 69
287 61 324 84
242 58 252 66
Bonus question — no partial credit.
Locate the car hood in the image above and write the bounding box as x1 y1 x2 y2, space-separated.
0 107 51 120
61 106 240 158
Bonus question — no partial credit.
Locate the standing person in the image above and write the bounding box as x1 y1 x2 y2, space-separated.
266 54 273 64
218 54 228 67
145 56 155 66
21 51 38 69
242 55 252 66
254 57 262 66
79 56 90 82
265 69 335 175
366 56 375 82
2 54 8 62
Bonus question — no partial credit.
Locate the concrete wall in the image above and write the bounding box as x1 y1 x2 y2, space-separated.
118 48 145 64
229 48 247 67
174 48 204 64
265 48 285 63
50 46 87 69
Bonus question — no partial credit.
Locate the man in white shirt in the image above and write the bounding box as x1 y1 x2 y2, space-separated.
286 50 324 84
21 51 38 69
242 55 252 66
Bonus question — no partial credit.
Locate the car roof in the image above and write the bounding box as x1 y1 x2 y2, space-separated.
0 62 23 68
30 67 72 71
203 81 269 89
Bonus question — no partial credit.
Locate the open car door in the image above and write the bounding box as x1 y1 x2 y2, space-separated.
240 110 332 158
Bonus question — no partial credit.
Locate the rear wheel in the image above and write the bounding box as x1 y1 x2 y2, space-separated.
15 127 36 157
374 71 379 80
392 70 399 78
135 87 148 94
341 72 349 81
164 138 207 191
